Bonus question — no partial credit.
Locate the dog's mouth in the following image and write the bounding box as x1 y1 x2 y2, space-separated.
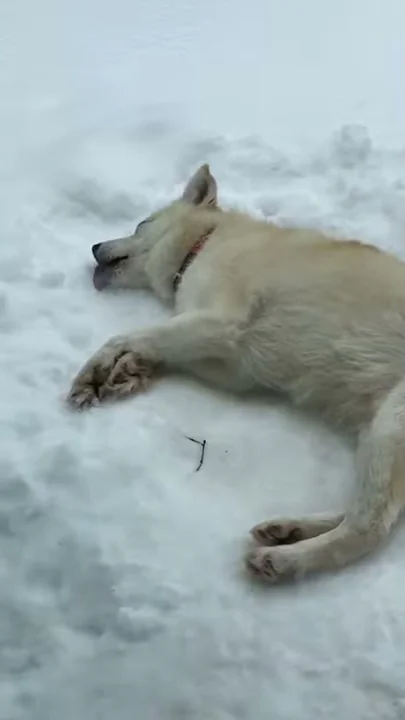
93 257 128 291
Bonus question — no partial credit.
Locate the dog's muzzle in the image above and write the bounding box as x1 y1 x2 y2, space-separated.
92 243 128 291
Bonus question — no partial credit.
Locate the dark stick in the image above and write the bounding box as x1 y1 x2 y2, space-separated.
186 436 207 472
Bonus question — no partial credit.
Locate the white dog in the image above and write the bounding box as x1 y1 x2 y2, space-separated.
69 164 405 583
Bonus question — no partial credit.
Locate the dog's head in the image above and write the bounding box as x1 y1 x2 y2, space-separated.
91 164 218 291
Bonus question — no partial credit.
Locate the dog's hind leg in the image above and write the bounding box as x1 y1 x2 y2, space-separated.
250 513 345 546
246 379 405 582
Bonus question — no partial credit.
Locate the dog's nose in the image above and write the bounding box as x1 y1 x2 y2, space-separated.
92 243 101 260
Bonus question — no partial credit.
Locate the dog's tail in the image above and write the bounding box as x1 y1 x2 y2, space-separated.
249 378 404 581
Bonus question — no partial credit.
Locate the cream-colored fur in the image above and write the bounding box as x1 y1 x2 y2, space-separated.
69 164 405 583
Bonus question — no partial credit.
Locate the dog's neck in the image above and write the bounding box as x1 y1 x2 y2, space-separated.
146 207 219 303
172 227 214 293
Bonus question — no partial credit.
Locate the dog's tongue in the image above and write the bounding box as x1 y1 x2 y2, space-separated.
93 264 113 291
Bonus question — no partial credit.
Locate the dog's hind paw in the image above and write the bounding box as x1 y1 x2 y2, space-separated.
250 520 303 546
245 547 295 583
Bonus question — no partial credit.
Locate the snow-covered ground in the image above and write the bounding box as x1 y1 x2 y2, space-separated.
1 1 404 718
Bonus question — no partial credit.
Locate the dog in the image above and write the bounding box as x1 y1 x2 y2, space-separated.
68 164 405 583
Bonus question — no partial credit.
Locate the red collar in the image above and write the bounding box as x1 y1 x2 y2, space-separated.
172 228 214 292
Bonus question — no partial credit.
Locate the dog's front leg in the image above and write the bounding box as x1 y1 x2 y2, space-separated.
68 312 237 408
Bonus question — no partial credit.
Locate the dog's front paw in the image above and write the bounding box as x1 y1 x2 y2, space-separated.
68 383 101 410
98 351 153 402
68 338 154 409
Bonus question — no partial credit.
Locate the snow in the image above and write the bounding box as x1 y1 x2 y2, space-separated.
0 0 404 718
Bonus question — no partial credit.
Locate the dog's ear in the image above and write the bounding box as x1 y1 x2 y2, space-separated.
182 164 217 207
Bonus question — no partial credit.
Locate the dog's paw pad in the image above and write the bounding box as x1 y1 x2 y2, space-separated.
245 548 279 582
99 373 150 401
67 386 99 410
250 520 302 546
107 352 153 385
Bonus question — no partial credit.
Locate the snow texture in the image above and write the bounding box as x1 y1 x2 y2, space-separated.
0 1 404 718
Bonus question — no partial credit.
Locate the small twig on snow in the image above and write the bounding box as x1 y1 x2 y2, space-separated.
185 436 207 472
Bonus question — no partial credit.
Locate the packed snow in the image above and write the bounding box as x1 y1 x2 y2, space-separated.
0 1 404 718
